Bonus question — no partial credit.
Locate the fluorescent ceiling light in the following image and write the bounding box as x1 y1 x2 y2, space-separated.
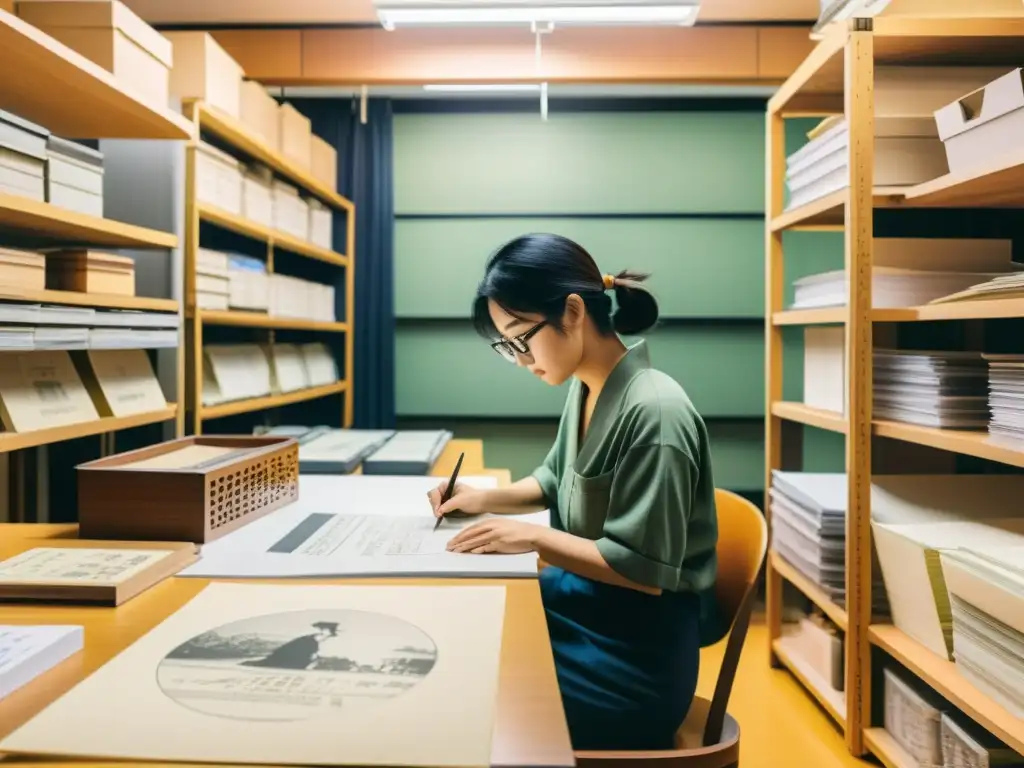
375 2 700 29
423 83 542 92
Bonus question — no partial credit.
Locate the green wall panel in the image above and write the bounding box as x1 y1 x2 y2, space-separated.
395 217 764 319
394 112 765 214
395 324 764 418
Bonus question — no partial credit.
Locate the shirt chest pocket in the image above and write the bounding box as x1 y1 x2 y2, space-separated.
566 469 614 540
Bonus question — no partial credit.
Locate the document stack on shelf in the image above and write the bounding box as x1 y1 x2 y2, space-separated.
873 349 989 429
88 327 178 349
33 326 88 350
0 327 33 350
791 268 1002 310
985 354 1024 442
363 430 454 476
941 545 1024 718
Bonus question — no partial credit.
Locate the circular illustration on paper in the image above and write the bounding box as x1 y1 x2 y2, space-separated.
156 610 438 721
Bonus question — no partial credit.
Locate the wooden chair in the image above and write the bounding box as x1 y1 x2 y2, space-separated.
575 488 769 768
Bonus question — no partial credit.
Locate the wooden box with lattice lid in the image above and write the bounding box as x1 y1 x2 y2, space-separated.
76 436 299 543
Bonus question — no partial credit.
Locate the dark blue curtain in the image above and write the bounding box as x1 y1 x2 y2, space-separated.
292 98 396 429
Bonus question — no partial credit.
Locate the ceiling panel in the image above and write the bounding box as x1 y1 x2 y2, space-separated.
121 0 819 24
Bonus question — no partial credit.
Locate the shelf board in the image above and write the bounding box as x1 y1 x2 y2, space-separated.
863 728 918 768
873 420 1024 470
197 203 348 267
775 300 1024 326
0 9 192 140
869 625 1024 755
200 381 348 421
770 188 909 232
904 150 1024 209
198 310 348 332
194 103 353 212
0 288 177 313
773 308 846 326
771 402 848 434
771 551 848 631
0 405 177 453
0 193 177 249
772 636 847 727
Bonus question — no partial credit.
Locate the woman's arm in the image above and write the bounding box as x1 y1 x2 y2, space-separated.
480 476 548 514
532 528 662 596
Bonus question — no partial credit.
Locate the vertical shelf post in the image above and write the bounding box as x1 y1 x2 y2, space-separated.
843 18 875 758
344 202 356 428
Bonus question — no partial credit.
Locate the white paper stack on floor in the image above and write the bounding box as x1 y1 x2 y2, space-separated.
984 354 1024 442
0 625 83 699
873 349 989 429
791 268 1002 310
941 545 1024 718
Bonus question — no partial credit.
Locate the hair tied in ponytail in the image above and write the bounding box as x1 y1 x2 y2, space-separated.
610 269 659 336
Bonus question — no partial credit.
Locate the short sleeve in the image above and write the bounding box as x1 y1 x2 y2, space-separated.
531 441 561 507
595 444 695 590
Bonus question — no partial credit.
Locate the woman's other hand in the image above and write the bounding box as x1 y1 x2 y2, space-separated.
427 481 489 518
446 518 543 555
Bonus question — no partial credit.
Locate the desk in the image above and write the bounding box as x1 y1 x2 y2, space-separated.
0 456 572 768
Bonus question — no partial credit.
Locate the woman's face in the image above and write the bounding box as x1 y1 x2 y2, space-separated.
487 298 583 387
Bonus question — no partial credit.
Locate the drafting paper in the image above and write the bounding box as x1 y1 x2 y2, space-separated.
0 582 505 767
180 475 550 579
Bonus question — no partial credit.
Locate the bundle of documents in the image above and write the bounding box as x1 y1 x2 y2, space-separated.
33 326 88 349
985 354 1024 442
0 625 83 699
0 326 34 350
256 425 396 474
88 328 178 350
363 430 454 476
941 545 1024 719
791 268 1002 310
929 271 1024 305
769 471 887 612
227 253 269 312
873 349 989 429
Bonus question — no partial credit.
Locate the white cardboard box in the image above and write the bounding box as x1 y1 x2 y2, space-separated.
935 68 1024 176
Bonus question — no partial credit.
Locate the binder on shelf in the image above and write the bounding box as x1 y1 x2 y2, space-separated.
362 430 454 476
255 425 396 474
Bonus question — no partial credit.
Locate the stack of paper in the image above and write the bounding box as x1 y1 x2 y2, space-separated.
363 430 454 476
0 326 34 350
873 349 989 429
0 625 84 699
256 425 396 474
792 268 1001 310
984 354 1024 442
33 326 88 349
88 328 178 349
941 546 1024 718
929 271 1024 305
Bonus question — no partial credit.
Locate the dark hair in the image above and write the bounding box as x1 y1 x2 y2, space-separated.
472 233 659 339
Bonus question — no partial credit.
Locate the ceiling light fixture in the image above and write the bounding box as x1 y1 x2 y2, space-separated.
375 1 701 29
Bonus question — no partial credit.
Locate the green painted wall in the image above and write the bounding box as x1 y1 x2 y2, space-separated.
392 108 845 489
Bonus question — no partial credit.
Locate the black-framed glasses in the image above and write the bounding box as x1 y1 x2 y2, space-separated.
490 321 547 363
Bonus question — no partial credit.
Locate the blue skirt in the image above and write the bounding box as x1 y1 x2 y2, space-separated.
540 566 701 751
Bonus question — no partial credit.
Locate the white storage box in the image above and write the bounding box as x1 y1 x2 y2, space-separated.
803 326 845 415
883 667 946 768
271 180 310 240
308 199 332 249
935 68 1024 176
196 247 229 277
241 81 280 150
227 254 269 311
196 291 228 310
0 110 48 202
161 32 243 119
16 1 172 110
195 141 242 215
242 170 274 228
46 137 104 217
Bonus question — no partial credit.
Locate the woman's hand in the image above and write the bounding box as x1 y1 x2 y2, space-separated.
446 518 544 555
427 481 489 518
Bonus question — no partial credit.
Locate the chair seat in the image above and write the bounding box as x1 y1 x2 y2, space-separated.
574 697 741 768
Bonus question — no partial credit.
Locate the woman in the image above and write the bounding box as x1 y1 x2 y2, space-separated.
427 233 720 751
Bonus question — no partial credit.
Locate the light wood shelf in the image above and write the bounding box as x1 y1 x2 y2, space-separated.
0 405 177 453
0 289 177 313
193 102 352 212
200 381 348 421
870 625 1024 755
863 728 918 768
198 310 348 333
197 203 348 266
0 9 192 140
771 551 848 631
0 193 177 249
767 15 1024 761
772 636 847 726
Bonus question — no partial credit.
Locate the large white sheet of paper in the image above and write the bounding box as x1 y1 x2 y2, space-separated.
181 475 550 579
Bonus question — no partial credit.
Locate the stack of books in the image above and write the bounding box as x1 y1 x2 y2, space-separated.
985 354 1024 442
873 349 989 429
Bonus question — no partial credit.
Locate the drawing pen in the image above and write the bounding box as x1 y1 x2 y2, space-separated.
433 451 465 532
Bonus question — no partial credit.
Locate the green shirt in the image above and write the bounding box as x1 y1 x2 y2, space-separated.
532 340 718 596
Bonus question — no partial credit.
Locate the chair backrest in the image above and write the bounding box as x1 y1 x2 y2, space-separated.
702 488 768 747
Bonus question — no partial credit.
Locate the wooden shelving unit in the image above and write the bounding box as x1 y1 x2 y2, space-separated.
182 101 355 435
765 14 1024 761
0 10 186 482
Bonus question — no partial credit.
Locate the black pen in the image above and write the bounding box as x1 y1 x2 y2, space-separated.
433 451 465 532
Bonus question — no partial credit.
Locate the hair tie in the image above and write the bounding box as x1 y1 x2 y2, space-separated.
602 274 616 290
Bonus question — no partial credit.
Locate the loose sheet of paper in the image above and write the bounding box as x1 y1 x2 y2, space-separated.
0 625 84 699
180 475 550 579
0 583 505 768
0 548 174 585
